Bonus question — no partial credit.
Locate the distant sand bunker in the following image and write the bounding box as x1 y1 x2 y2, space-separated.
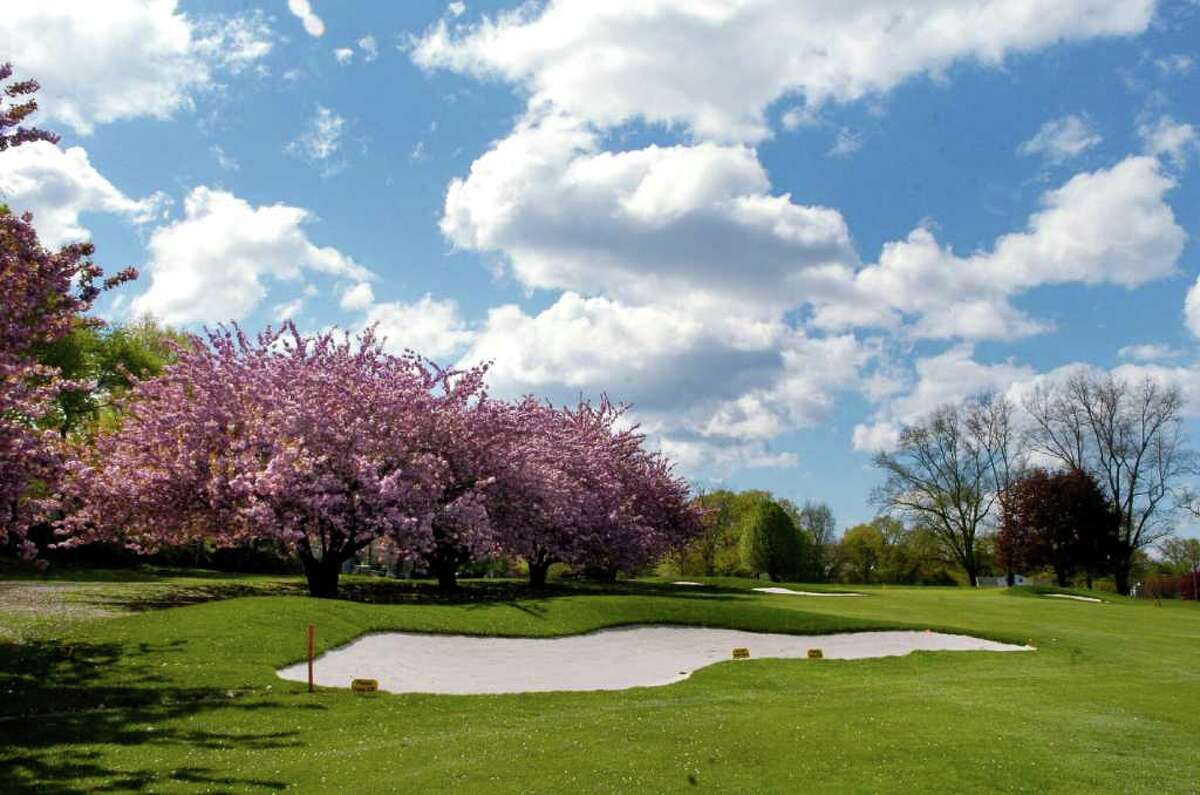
277 626 1032 694
1044 593 1104 603
754 587 863 597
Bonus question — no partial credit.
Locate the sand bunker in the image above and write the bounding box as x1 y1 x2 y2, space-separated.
1044 593 1104 603
672 581 704 586
277 626 1031 694
754 587 863 597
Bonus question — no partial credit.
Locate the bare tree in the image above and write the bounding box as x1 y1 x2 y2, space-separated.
872 396 1013 586
796 500 837 580
1024 373 1189 594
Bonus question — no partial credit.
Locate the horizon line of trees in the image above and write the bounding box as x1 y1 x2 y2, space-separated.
872 378 1194 595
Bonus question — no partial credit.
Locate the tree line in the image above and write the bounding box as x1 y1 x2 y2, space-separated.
872 378 1194 595
666 491 957 586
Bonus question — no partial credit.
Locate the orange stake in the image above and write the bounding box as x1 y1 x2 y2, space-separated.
307 623 315 693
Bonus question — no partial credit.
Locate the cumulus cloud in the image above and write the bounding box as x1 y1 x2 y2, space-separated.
814 156 1186 340
0 2 273 134
852 345 1036 452
1117 343 1183 363
287 0 325 37
413 0 1153 142
1186 278 1200 339
361 296 475 361
455 292 867 476
1138 115 1199 169
1018 114 1102 163
131 187 370 325
441 112 856 312
0 141 167 247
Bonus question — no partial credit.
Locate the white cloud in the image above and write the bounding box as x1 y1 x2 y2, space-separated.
361 296 475 360
339 282 375 312
286 106 346 174
814 156 1186 340
1186 277 1200 339
131 187 370 325
194 9 274 75
828 128 863 158
333 48 354 65
287 0 325 37
441 112 856 313
1117 343 1183 362
0 141 167 247
447 2 467 18
1154 53 1194 76
274 297 305 321
457 292 867 475
780 105 819 131
857 340 1200 455
0 2 273 134
211 145 239 172
1138 115 1199 169
852 345 1035 452
657 437 798 473
413 0 1153 143
358 35 379 62
1018 114 1102 163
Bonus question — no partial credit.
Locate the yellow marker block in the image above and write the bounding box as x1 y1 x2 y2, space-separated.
732 647 751 659
807 648 823 659
351 678 379 693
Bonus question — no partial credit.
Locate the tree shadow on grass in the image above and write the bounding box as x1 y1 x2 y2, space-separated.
0 638 312 793
335 578 748 607
52 577 748 618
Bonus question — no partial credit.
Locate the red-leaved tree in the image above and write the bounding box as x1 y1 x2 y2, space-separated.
997 468 1119 588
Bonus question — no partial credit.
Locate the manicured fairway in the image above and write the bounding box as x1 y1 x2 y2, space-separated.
1 573 1198 793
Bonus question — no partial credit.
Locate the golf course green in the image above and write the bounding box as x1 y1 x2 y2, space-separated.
2 571 1197 792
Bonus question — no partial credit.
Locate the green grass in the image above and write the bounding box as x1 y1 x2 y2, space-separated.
1 571 1198 793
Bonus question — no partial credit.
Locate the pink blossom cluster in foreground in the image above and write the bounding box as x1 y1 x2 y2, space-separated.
1 177 134 561
60 324 702 595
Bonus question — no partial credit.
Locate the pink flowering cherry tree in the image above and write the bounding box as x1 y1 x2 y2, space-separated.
492 398 703 585
61 323 475 597
2 62 134 558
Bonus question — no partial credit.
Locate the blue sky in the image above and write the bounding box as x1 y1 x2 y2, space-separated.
2 1 1199 534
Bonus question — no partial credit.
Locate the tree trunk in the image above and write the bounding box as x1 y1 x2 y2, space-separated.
1085 571 1094 590
966 566 978 587
433 559 458 591
1005 570 1015 587
528 559 551 588
301 553 343 599
1113 557 1132 596
1054 565 1069 588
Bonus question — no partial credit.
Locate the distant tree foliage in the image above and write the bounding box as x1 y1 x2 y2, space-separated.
739 498 804 581
32 317 191 437
1024 373 1189 594
997 468 1120 587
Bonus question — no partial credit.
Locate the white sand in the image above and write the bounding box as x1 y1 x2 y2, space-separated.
672 581 704 586
754 586 863 597
277 626 1032 695
1044 593 1104 603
